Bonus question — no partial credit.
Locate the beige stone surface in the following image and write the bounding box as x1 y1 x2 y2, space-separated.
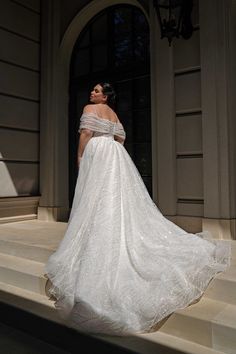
0 27 39 70
0 161 39 197
0 95 39 131
0 220 66 250
0 0 40 41
204 264 236 305
0 61 39 100
16 0 40 13
177 157 203 200
0 129 39 161
202 219 236 240
176 114 202 155
174 30 200 71
175 71 201 112
0 220 235 354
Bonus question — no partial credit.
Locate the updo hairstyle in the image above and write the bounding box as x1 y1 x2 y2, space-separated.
99 82 116 107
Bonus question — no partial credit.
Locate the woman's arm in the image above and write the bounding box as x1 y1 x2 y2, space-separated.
114 121 126 145
114 135 125 145
77 104 96 167
77 128 93 167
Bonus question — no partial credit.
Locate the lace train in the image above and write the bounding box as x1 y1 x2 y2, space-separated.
45 136 231 335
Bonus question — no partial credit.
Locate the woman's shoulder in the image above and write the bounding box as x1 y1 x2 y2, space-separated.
82 104 121 123
97 104 119 122
83 104 96 114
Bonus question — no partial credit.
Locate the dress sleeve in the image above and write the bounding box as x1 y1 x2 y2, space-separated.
78 114 97 133
79 113 126 138
114 122 126 140
79 113 106 133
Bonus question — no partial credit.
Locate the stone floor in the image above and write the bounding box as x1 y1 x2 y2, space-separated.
0 220 235 354
0 219 67 251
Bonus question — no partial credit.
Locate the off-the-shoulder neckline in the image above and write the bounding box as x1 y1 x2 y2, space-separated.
82 112 120 124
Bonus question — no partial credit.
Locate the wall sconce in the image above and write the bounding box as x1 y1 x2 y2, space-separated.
153 0 194 46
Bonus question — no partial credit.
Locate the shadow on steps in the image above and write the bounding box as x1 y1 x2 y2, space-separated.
0 302 134 354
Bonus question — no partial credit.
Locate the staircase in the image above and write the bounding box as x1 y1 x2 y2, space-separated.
0 220 235 354
0 220 66 326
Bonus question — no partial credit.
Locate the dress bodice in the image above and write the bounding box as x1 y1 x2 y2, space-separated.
79 113 126 140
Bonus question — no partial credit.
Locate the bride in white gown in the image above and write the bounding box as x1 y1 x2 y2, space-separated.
45 82 231 336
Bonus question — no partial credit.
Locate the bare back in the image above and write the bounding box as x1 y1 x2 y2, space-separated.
93 104 119 123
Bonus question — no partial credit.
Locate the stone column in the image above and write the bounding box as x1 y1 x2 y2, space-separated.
38 0 69 221
200 0 236 239
149 1 177 216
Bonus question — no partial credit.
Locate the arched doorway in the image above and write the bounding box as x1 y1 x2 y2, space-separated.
69 5 151 206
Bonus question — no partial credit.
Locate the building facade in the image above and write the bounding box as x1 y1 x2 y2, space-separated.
0 0 236 239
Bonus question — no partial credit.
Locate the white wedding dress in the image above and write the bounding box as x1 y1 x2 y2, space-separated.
45 112 231 336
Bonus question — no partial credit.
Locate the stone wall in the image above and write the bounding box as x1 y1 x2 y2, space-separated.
0 0 41 221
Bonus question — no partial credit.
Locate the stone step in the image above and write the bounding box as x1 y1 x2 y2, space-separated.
0 220 66 262
230 240 236 264
204 264 236 305
101 331 226 354
0 238 53 263
0 252 47 295
159 297 236 354
0 281 62 325
225 240 236 265
0 221 235 354
0 282 224 354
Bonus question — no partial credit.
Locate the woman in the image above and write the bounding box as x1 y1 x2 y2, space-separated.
45 83 231 336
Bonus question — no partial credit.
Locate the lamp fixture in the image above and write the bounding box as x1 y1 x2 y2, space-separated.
153 0 194 46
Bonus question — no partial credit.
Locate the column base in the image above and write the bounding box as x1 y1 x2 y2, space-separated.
37 206 69 222
202 218 236 240
166 215 236 240
0 197 39 224
167 215 202 234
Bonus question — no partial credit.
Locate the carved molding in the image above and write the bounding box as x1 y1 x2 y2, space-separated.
0 196 39 223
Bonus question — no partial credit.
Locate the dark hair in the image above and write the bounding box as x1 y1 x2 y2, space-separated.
99 82 116 107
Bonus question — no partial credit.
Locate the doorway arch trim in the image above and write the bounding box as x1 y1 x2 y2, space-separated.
51 1 151 215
